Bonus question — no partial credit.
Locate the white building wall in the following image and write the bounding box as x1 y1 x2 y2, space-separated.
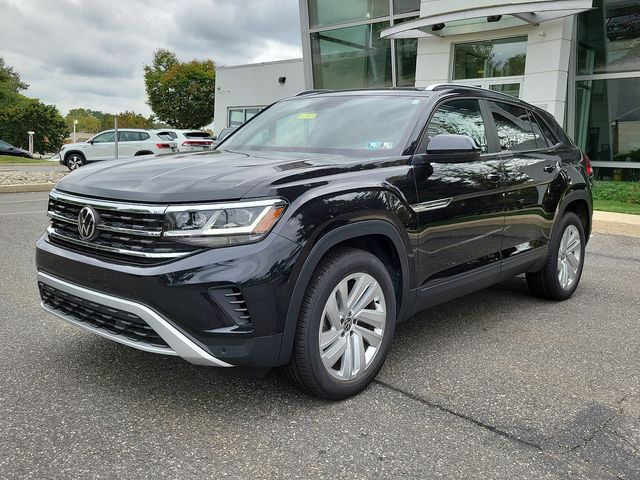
415 0 574 124
214 59 305 132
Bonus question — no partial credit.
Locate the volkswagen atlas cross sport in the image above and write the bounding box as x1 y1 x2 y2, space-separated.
36 86 593 400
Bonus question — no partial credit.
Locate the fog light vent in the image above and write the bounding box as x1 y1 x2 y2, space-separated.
208 286 252 327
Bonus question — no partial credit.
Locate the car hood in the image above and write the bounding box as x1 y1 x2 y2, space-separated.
55 149 361 203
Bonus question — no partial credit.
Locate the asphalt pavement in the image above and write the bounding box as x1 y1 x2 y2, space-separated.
1 191 638 479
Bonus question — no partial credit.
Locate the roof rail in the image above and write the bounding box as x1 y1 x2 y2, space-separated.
426 83 488 92
295 89 333 96
426 83 521 100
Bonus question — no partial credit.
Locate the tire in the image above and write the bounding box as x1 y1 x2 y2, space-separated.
65 153 85 171
281 247 396 400
526 212 585 301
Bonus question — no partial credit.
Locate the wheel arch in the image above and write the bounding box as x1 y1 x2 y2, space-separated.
276 220 413 365
134 150 154 156
63 150 85 162
556 188 593 243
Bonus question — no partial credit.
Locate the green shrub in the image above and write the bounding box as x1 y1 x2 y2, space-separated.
592 180 640 204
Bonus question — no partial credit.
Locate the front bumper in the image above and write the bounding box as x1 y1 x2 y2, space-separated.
38 271 233 367
36 231 302 368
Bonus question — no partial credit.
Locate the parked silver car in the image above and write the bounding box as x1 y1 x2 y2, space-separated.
59 129 177 170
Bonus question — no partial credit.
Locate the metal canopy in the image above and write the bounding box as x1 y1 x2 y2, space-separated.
380 0 593 38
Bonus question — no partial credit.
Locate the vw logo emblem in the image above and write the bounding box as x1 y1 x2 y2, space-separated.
77 206 99 240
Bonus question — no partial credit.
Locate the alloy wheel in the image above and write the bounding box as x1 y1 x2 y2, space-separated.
67 155 83 170
318 272 387 381
557 224 582 290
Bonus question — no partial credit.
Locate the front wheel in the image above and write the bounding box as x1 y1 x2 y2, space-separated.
65 153 85 171
282 247 396 400
526 212 585 300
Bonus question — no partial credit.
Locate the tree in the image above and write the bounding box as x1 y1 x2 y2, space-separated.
65 108 101 134
116 110 154 128
0 98 68 153
0 57 29 110
144 49 216 128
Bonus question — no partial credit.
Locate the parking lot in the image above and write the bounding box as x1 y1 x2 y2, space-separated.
1 191 638 479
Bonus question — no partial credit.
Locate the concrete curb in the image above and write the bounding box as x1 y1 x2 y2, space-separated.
0 183 56 194
592 211 640 238
0 163 60 167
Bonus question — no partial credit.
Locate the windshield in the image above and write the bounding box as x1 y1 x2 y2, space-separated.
219 95 427 157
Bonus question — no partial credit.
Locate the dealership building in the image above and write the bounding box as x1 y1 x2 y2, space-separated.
214 0 640 179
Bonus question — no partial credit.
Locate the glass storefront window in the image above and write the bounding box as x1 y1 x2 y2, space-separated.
394 17 418 87
311 22 392 89
577 0 640 75
393 0 420 14
576 77 640 168
489 83 521 98
308 0 389 28
453 37 527 80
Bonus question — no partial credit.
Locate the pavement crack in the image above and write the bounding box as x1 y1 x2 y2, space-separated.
374 379 543 451
569 413 618 453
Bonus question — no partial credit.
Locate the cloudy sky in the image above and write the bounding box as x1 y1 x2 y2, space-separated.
0 0 302 116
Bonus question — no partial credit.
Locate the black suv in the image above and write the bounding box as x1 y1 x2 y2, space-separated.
36 86 593 399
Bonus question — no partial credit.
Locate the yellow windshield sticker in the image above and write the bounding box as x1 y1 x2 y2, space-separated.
297 113 317 119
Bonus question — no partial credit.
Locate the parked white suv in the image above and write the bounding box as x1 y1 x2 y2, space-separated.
155 129 215 152
59 129 177 170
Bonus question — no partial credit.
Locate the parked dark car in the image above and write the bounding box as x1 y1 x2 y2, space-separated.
36 86 593 399
0 139 33 158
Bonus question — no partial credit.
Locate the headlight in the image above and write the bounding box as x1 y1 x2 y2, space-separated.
163 199 287 247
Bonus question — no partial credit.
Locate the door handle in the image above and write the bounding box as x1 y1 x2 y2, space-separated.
543 163 558 173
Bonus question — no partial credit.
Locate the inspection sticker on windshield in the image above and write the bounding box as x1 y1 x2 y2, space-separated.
297 113 317 119
366 141 393 150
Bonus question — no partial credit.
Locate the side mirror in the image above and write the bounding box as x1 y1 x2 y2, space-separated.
413 134 481 164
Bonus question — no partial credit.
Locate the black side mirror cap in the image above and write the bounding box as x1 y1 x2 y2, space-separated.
413 134 481 164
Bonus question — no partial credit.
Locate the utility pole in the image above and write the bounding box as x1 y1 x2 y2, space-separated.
114 115 119 159
73 119 78 143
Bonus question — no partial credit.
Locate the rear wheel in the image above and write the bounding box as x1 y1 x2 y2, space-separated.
65 153 85 171
526 212 585 300
282 247 396 400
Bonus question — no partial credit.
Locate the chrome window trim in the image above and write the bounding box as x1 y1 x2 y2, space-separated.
38 271 233 367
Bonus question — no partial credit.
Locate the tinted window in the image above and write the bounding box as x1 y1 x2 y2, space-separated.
529 112 558 147
92 131 115 143
488 102 540 151
185 131 212 139
119 131 140 142
221 96 425 156
139 132 150 140
427 99 488 153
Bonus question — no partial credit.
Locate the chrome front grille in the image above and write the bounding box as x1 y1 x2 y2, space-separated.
47 190 200 262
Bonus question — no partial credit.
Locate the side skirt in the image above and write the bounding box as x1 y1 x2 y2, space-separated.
410 248 548 316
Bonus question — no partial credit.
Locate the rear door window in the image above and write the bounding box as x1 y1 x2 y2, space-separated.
530 112 559 147
488 101 541 151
